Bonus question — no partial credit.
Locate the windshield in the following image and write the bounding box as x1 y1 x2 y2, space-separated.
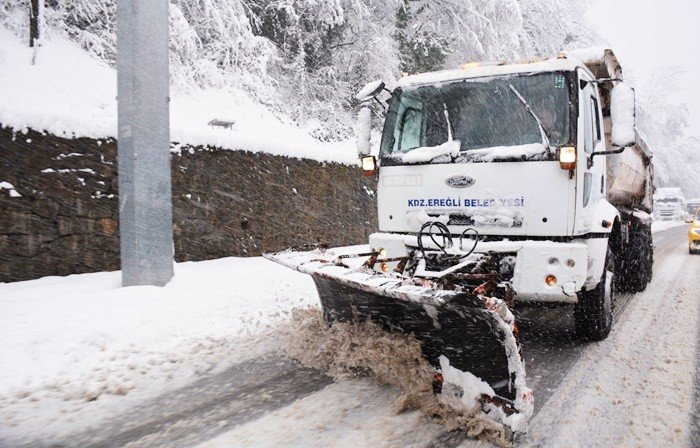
380 72 575 164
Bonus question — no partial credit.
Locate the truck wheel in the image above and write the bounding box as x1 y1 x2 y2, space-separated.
575 249 614 341
618 225 651 293
641 226 654 284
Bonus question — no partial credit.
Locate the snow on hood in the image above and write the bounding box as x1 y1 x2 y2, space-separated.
456 142 546 163
394 141 546 165
400 140 461 164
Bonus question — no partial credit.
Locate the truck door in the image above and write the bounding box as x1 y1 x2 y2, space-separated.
575 75 606 234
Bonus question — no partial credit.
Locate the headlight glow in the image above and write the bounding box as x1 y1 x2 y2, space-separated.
559 146 576 170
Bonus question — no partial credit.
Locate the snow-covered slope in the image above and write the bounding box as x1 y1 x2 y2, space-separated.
0 28 357 165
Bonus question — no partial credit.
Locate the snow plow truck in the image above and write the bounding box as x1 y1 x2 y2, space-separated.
265 47 654 436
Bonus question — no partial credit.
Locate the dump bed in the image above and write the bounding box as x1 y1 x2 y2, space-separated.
572 47 654 213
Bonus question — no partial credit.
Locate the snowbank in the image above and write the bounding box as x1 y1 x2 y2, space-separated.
0 256 319 436
0 28 357 165
194 379 444 448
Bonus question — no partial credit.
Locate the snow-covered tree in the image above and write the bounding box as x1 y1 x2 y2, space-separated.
394 0 451 74
636 69 700 197
0 0 606 141
518 0 597 57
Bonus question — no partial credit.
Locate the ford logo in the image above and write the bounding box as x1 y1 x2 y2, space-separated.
445 175 475 188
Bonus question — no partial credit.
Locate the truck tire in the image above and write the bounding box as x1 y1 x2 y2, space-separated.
618 224 652 293
575 248 614 341
641 225 654 284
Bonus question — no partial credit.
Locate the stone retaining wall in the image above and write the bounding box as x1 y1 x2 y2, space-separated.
0 127 377 282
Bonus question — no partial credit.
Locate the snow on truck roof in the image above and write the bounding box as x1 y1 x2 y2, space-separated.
395 47 618 89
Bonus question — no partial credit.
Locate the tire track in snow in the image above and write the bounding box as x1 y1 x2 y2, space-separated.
689 260 700 448
524 226 698 447
28 357 332 448
427 227 687 447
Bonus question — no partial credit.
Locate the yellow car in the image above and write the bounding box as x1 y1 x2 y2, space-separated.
690 208 700 254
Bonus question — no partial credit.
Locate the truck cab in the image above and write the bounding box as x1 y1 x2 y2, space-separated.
357 49 654 340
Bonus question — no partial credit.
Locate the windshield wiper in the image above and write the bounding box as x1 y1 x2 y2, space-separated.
507 84 552 150
435 89 455 156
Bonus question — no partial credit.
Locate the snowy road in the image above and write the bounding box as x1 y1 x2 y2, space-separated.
5 225 698 448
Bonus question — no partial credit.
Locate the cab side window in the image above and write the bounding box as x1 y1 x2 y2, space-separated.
582 87 594 154
590 96 601 143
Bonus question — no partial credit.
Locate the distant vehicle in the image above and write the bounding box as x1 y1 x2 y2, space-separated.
686 198 700 222
654 187 686 221
689 208 700 254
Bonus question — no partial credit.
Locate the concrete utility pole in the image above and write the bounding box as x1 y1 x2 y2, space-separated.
29 0 40 48
116 0 174 286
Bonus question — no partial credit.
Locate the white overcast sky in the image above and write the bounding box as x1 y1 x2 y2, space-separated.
586 0 700 139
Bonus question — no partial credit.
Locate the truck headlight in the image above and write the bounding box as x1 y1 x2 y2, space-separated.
559 146 576 170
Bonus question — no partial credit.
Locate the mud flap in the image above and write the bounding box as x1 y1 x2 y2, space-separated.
265 248 533 434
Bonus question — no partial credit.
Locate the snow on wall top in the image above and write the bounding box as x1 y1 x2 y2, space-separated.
0 28 357 166
395 57 580 89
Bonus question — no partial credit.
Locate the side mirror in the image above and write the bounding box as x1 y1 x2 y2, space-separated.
610 83 636 148
356 106 372 157
589 82 636 168
356 80 385 102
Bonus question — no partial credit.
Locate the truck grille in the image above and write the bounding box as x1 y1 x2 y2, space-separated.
428 213 524 228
